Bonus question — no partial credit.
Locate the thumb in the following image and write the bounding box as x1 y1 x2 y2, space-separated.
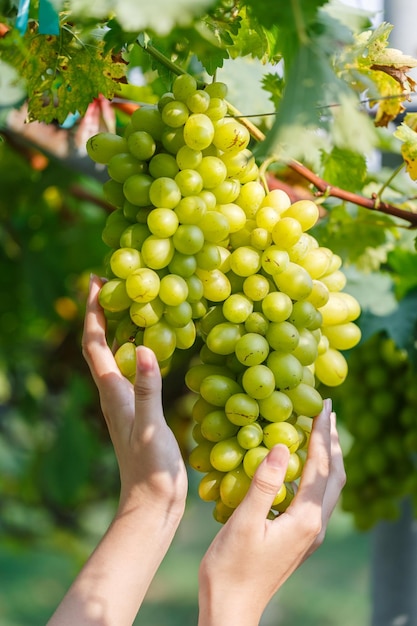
133 346 164 425
237 444 290 521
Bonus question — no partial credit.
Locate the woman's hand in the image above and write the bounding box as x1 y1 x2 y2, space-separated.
198 399 345 626
81 274 188 521
48 275 188 626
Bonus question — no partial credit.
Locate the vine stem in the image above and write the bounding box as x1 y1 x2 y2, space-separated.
139 42 417 228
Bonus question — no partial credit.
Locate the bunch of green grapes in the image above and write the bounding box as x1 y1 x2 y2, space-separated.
86 73 362 522
327 334 417 531
185 191 361 522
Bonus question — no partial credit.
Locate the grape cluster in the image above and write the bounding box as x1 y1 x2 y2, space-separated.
86 74 361 522
327 334 417 531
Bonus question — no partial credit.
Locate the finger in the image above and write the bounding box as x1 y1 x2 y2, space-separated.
132 346 164 436
320 411 346 523
235 444 290 523
82 274 124 387
289 398 332 511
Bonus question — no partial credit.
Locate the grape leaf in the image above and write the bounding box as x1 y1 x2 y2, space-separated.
68 0 217 35
393 119 417 181
7 29 126 124
320 146 366 192
386 247 417 299
342 22 417 126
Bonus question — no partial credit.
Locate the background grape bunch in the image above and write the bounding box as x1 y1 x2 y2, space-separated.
87 73 362 522
324 333 417 531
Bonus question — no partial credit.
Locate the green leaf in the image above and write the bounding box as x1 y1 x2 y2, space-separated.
26 33 125 123
387 247 417 299
394 121 417 181
320 146 367 192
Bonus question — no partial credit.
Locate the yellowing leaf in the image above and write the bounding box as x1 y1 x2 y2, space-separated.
394 122 417 180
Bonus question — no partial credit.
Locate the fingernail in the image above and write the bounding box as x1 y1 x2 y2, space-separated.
136 346 156 373
324 398 332 413
266 444 290 469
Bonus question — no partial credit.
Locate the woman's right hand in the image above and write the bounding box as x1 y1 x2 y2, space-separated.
198 399 345 626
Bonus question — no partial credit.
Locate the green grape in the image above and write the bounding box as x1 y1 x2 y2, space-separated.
103 179 126 209
283 199 320 231
256 206 281 231
148 153 179 179
273 262 313 301
185 274 204 301
102 210 132 248
127 130 156 161
196 268 231 302
141 235 175 269
125 267 160 303
236 181 266 217
260 246 289 275
186 89 211 113
130 298 164 327
196 156 227 188
305 279 329 309
267 351 303 391
229 246 261 277
147 208 179 238
218 203 247 233
206 322 244 355
174 195 206 225
213 119 250 153
131 106 165 141
183 113 215 150
258 390 293 422
244 312 269 335
114 341 137 380
241 364 276 399
266 321 299 352
119 223 150 249
213 499 234 524
189 441 215 472
86 132 128 164
176 145 203 170
172 224 205 254
205 81 228 99
222 149 254 180
234 332 269 366
271 217 303 249
168 252 197 278
149 177 181 209
115 315 139 345
261 189 292 212
250 227 272 250
210 437 245 472
288 300 318 328
222 293 253 324
284 383 323 417
195 242 221 271
143 320 176 362
172 73 198 102
237 422 264 449
159 274 188 305
161 126 186 154
212 178 241 204
243 446 269 478
243 274 270 301
109 247 142 279
220 466 251 508
123 173 153 207
261 292 293 323
321 270 348 292
175 169 204 196
192 396 218 423
198 470 224 502
199 211 230 243
99 279 132 312
291 328 319 366
175 320 196 349
263 421 300 452
161 99 189 128
198 189 217 210
164 301 193 327
108 153 147 183
224 392 260 426
201 409 239 442
199 374 242 406
299 247 332 279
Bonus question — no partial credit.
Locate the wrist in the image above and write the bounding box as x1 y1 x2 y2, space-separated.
198 570 263 626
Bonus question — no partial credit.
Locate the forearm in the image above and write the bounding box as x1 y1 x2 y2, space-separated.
47 504 181 626
197 573 264 626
